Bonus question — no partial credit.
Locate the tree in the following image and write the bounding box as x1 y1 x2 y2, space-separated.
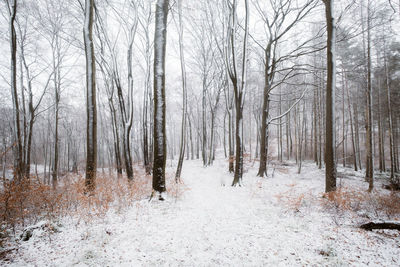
323 0 337 193
17 17 51 179
362 0 374 192
175 0 187 182
152 0 169 199
225 0 249 186
137 0 154 175
94 1 138 180
253 0 318 177
6 0 24 182
84 0 97 192
115 1 138 181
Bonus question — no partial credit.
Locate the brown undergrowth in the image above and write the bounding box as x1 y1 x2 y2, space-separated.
321 187 400 220
274 183 400 220
0 168 184 242
274 183 314 213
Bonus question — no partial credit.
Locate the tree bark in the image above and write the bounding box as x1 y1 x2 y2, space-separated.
364 0 374 192
226 0 249 186
8 0 24 182
152 0 169 196
175 0 187 181
345 72 358 171
84 0 97 192
323 0 337 193
257 59 270 177
383 36 395 181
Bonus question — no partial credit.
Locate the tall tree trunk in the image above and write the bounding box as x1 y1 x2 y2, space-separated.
384 41 395 180
354 94 362 170
208 112 215 166
228 107 234 172
175 0 187 181
298 101 306 174
342 69 346 167
52 85 59 189
123 11 138 181
257 64 270 177
142 5 152 175
110 99 122 176
188 114 194 160
377 77 384 173
84 0 97 192
202 76 207 167
233 84 244 185
323 0 337 193
8 0 24 182
345 72 357 171
318 77 323 169
152 0 169 197
313 73 318 164
279 88 283 162
227 0 249 186
364 0 374 192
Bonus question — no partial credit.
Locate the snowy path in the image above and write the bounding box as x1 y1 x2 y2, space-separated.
8 159 400 266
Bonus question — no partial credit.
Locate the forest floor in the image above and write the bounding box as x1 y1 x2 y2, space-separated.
2 156 400 266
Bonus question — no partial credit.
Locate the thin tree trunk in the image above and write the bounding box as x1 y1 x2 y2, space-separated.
354 95 362 170
384 41 395 180
377 77 384 173
342 69 346 167
345 73 358 171
364 0 374 191
202 77 207 167
175 0 187 181
8 0 24 182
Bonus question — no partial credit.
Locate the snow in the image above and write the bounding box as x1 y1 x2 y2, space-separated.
3 157 400 266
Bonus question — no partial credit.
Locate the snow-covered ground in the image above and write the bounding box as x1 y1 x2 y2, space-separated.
2 158 400 266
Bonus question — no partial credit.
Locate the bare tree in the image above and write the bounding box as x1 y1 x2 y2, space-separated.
6 0 24 182
175 0 187 182
17 17 51 178
137 0 154 175
253 0 318 177
225 0 249 186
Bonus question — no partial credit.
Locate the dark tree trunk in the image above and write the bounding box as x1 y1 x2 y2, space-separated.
323 0 337 193
360 222 400 231
257 80 270 177
232 84 243 186
152 0 169 196
228 108 234 172
110 100 123 176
